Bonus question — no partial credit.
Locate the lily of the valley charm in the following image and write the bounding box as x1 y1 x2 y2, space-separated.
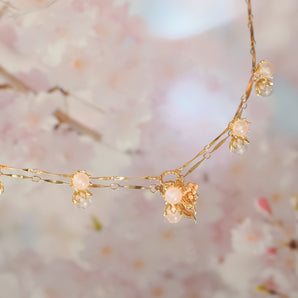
71 171 93 208
254 60 274 97
160 171 199 223
229 118 250 155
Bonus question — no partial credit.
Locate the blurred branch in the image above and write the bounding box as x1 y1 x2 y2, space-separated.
0 65 102 142
48 86 105 114
0 83 12 90
54 109 101 141
0 65 34 93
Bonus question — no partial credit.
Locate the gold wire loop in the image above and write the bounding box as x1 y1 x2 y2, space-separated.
149 184 159 193
110 183 120 190
241 96 248 103
242 102 248 110
31 176 42 182
160 170 183 185
203 152 211 160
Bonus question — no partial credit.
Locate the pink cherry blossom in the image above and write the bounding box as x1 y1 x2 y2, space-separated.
255 197 272 216
266 247 277 256
231 218 273 255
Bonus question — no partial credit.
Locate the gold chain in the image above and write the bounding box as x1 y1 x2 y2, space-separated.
0 0 274 223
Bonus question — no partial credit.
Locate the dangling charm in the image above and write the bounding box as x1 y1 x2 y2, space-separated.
254 60 274 97
160 171 199 223
229 118 250 154
71 171 93 208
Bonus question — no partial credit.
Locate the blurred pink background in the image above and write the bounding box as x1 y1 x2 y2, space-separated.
0 0 297 297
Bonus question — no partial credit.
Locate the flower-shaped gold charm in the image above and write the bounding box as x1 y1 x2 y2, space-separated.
160 172 199 223
254 59 274 97
71 171 93 208
229 118 250 155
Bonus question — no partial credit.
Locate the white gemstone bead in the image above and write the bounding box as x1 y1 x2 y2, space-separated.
75 197 93 209
233 140 248 155
231 119 249 137
165 210 182 223
259 60 274 77
164 186 182 205
72 172 90 190
258 84 273 97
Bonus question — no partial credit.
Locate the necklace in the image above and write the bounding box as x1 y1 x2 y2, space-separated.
0 0 274 223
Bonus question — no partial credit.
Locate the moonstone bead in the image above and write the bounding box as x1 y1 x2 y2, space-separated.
72 172 90 190
164 186 182 205
259 60 274 77
258 84 273 97
76 198 93 209
165 210 182 223
233 140 248 155
231 119 249 137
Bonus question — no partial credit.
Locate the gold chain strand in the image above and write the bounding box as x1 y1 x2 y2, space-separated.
0 0 274 223
233 74 255 119
89 175 160 182
247 0 257 71
0 165 72 178
179 127 230 175
0 172 69 185
180 0 257 175
182 135 231 178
